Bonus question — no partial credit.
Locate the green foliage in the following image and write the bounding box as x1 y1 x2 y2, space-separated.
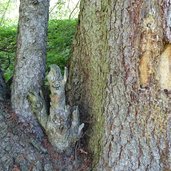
0 0 13 26
0 19 77 81
0 25 16 80
47 19 77 71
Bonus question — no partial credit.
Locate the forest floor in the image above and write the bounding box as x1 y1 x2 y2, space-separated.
0 101 90 171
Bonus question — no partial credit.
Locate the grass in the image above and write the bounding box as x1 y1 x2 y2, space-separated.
0 19 77 81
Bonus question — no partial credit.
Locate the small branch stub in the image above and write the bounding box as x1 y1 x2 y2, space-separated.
28 64 84 153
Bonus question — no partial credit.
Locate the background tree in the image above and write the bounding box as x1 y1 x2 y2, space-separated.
67 0 171 170
11 0 49 135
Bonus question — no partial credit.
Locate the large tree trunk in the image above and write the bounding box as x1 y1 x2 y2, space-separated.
11 0 49 135
67 0 171 170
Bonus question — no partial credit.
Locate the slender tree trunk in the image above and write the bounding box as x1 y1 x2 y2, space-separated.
11 0 49 135
67 0 171 170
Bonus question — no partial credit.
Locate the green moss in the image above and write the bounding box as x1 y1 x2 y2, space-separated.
87 58 109 168
0 25 17 80
0 19 78 81
81 7 109 165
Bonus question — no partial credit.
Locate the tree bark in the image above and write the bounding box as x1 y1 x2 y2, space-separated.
11 0 49 135
67 0 171 170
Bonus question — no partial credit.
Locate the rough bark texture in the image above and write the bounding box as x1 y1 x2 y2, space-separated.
67 0 171 170
11 0 49 136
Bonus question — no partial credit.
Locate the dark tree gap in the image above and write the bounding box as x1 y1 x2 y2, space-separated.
0 69 6 100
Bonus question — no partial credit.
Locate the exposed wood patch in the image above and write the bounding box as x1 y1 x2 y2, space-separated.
139 15 162 87
139 51 152 87
159 44 171 90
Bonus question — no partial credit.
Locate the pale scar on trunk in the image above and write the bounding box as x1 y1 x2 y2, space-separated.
158 44 171 90
139 51 152 87
139 15 162 87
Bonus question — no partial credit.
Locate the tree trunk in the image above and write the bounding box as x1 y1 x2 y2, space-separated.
11 0 49 135
67 0 171 170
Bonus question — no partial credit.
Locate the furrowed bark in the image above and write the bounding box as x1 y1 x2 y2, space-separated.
67 0 171 170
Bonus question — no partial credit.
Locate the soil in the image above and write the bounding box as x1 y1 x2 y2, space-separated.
0 101 90 171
